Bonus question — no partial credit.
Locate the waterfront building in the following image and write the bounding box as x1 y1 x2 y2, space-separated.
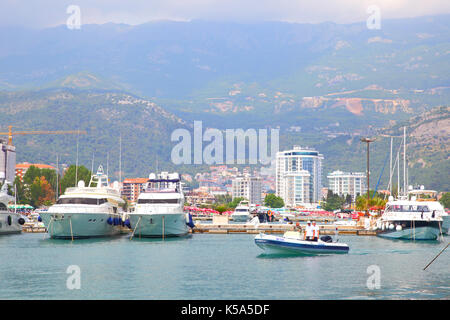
122 178 148 202
282 170 311 206
276 146 323 205
327 170 366 201
231 175 262 205
0 139 16 184
15 163 56 182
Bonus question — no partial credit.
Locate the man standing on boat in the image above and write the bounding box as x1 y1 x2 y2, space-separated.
312 221 319 242
304 221 314 241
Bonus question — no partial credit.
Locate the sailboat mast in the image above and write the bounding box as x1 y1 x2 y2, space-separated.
56 154 59 201
389 137 393 195
403 127 406 197
75 130 79 186
119 134 122 183
107 152 109 185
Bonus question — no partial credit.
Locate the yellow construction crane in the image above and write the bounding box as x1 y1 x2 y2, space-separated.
0 125 87 146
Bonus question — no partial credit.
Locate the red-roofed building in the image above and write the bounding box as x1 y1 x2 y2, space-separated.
15 163 57 181
122 178 148 203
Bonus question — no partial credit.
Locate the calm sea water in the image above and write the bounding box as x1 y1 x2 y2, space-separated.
0 232 448 299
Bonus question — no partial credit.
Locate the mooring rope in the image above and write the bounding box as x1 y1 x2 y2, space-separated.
130 216 141 240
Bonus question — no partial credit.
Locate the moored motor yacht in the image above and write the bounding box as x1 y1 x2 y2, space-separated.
231 200 251 222
0 182 25 235
127 172 191 238
40 165 124 239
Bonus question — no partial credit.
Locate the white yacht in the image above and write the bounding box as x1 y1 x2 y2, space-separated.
408 188 449 234
0 182 25 235
127 172 190 238
376 196 444 240
40 165 124 239
231 200 251 222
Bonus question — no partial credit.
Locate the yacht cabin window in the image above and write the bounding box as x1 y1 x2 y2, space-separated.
137 199 179 204
386 204 430 212
57 198 108 205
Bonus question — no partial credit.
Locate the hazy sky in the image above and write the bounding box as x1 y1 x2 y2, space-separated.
1 0 449 28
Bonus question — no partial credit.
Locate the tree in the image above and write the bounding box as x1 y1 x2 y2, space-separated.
214 204 228 213
355 190 387 211
440 192 450 209
60 165 92 194
264 194 284 208
227 197 245 209
323 191 345 211
29 176 55 207
23 165 42 185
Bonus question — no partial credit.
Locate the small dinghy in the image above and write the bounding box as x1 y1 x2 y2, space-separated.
255 231 349 255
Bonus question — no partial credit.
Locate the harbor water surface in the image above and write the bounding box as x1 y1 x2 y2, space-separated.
0 233 448 299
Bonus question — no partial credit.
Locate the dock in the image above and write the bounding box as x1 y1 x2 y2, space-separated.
191 223 370 235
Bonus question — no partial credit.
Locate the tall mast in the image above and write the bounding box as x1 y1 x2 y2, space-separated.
403 127 406 197
75 130 79 186
389 137 393 196
56 154 59 200
91 152 95 174
106 152 109 184
397 149 400 197
119 134 122 183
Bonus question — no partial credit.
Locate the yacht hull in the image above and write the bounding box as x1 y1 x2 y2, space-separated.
377 226 441 240
441 216 450 234
40 212 121 239
128 213 189 238
0 212 23 235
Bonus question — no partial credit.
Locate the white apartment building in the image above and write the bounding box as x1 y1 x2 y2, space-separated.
327 170 366 201
276 146 323 206
232 175 262 205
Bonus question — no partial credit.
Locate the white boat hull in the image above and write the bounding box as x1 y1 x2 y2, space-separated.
377 226 441 240
40 212 122 239
255 233 349 255
0 212 23 235
128 213 189 238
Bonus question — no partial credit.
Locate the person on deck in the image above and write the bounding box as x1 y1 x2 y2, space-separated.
312 221 319 242
304 221 314 241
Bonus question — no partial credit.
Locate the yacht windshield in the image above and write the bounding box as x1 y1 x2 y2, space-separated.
57 198 107 205
137 199 179 204
386 204 430 212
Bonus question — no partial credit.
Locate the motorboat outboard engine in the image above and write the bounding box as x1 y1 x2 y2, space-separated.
320 235 333 243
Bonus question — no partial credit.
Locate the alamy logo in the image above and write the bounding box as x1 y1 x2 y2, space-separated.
366 265 381 290
66 265 81 290
66 5 81 30
366 5 381 30
171 121 279 165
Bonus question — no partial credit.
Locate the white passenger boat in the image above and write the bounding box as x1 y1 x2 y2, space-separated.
0 182 25 235
231 200 251 222
127 172 191 238
255 232 349 255
376 196 444 240
40 165 124 239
